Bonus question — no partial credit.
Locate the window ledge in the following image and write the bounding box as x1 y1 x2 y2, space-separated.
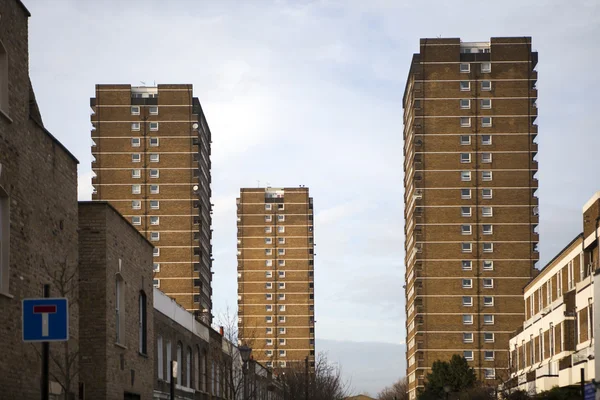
0 108 12 123
115 342 127 350
0 290 14 299
138 351 148 358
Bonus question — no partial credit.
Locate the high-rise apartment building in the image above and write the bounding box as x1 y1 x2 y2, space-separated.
236 187 315 370
91 84 213 319
403 37 539 397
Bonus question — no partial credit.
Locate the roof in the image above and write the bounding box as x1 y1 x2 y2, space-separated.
16 0 31 17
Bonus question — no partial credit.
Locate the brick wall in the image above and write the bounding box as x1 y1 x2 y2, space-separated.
0 1 80 398
78 202 154 399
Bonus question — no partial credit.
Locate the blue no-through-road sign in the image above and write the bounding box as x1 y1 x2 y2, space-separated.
22 298 69 342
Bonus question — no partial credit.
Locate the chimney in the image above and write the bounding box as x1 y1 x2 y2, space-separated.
219 326 224 336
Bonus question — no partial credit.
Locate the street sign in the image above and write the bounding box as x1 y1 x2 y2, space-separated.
584 383 596 400
22 298 69 342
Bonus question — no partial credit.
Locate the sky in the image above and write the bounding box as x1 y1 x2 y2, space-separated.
24 0 600 394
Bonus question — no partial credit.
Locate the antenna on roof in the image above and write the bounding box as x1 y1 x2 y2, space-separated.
257 180 260 188
140 81 146 86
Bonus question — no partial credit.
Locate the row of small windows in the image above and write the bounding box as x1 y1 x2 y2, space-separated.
463 314 495 325
264 293 315 301
132 170 160 179
265 305 287 312
461 188 493 199
265 271 287 278
266 327 288 334
461 242 494 253
462 278 494 288
461 135 492 145
460 153 492 163
132 216 160 226
462 296 494 307
266 248 287 255
460 116 493 127
132 153 159 162
460 171 493 181
460 99 492 109
131 106 158 115
461 260 494 271
265 237 286 244
132 122 159 131
131 182 159 194
463 332 495 343
265 215 286 222
265 315 287 323
461 206 493 217
460 224 493 235
132 137 159 147
460 81 492 91
132 200 160 210
265 204 285 211
265 282 287 289
460 62 492 73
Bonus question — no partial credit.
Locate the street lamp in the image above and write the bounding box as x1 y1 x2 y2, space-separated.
443 385 451 400
239 345 252 400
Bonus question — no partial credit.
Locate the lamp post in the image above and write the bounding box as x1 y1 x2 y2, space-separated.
239 345 252 400
443 384 451 400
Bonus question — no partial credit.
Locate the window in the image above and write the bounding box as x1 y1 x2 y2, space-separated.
278 260 285 267
266 305 273 312
481 81 492 91
131 137 141 147
266 294 272 300
481 99 492 109
265 249 272 255
461 189 471 199
150 122 159 131
484 369 495 379
460 99 471 109
132 216 141 225
460 81 471 91
132 122 141 131
462 260 472 271
116 273 125 343
460 153 471 163
484 315 494 324
278 204 285 210
484 296 494 306
482 207 493 217
265 204 272 211
150 185 159 194
484 350 494 361
150 137 159 147
461 171 471 181
265 238 273 244
266 271 273 278
461 225 472 235
132 185 141 194
132 200 141 209
463 315 473 325
266 260 273 267
149 106 159 115
153 263 160 272
278 237 285 244
482 153 492 163
266 327 273 334
139 291 147 354
266 282 273 289
484 332 495 343
132 169 141 178
278 271 286 278
279 339 286 346
157 336 164 379
463 333 474 343
176 343 183 384
131 106 140 115
460 135 471 145
279 350 286 357
482 225 493 235
150 232 160 241
483 260 494 271
482 188 492 199
483 243 493 253
461 207 471 217
279 316 286 323
278 226 285 233
481 135 492 145
150 200 160 209
265 226 272 233
166 341 172 382
150 169 159 178
265 215 272 222
278 294 285 300
481 62 491 73
462 296 473 306
278 249 285 255
279 282 286 289
482 117 492 127
464 351 474 361
132 154 141 162
153 279 160 287
279 327 286 334
150 154 160 162
460 117 471 127
266 316 273 323
460 63 470 73
462 279 473 288
278 215 285 222
462 243 472 253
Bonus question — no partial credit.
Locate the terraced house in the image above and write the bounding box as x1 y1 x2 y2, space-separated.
403 37 540 398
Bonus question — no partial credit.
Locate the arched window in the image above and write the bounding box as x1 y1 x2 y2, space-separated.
186 346 192 387
177 342 183 384
0 40 8 114
139 291 147 354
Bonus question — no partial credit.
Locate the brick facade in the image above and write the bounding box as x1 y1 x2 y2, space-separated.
78 202 154 399
0 1 80 398
403 37 539 397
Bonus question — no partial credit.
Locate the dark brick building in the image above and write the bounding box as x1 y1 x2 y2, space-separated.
78 202 155 399
0 0 80 398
